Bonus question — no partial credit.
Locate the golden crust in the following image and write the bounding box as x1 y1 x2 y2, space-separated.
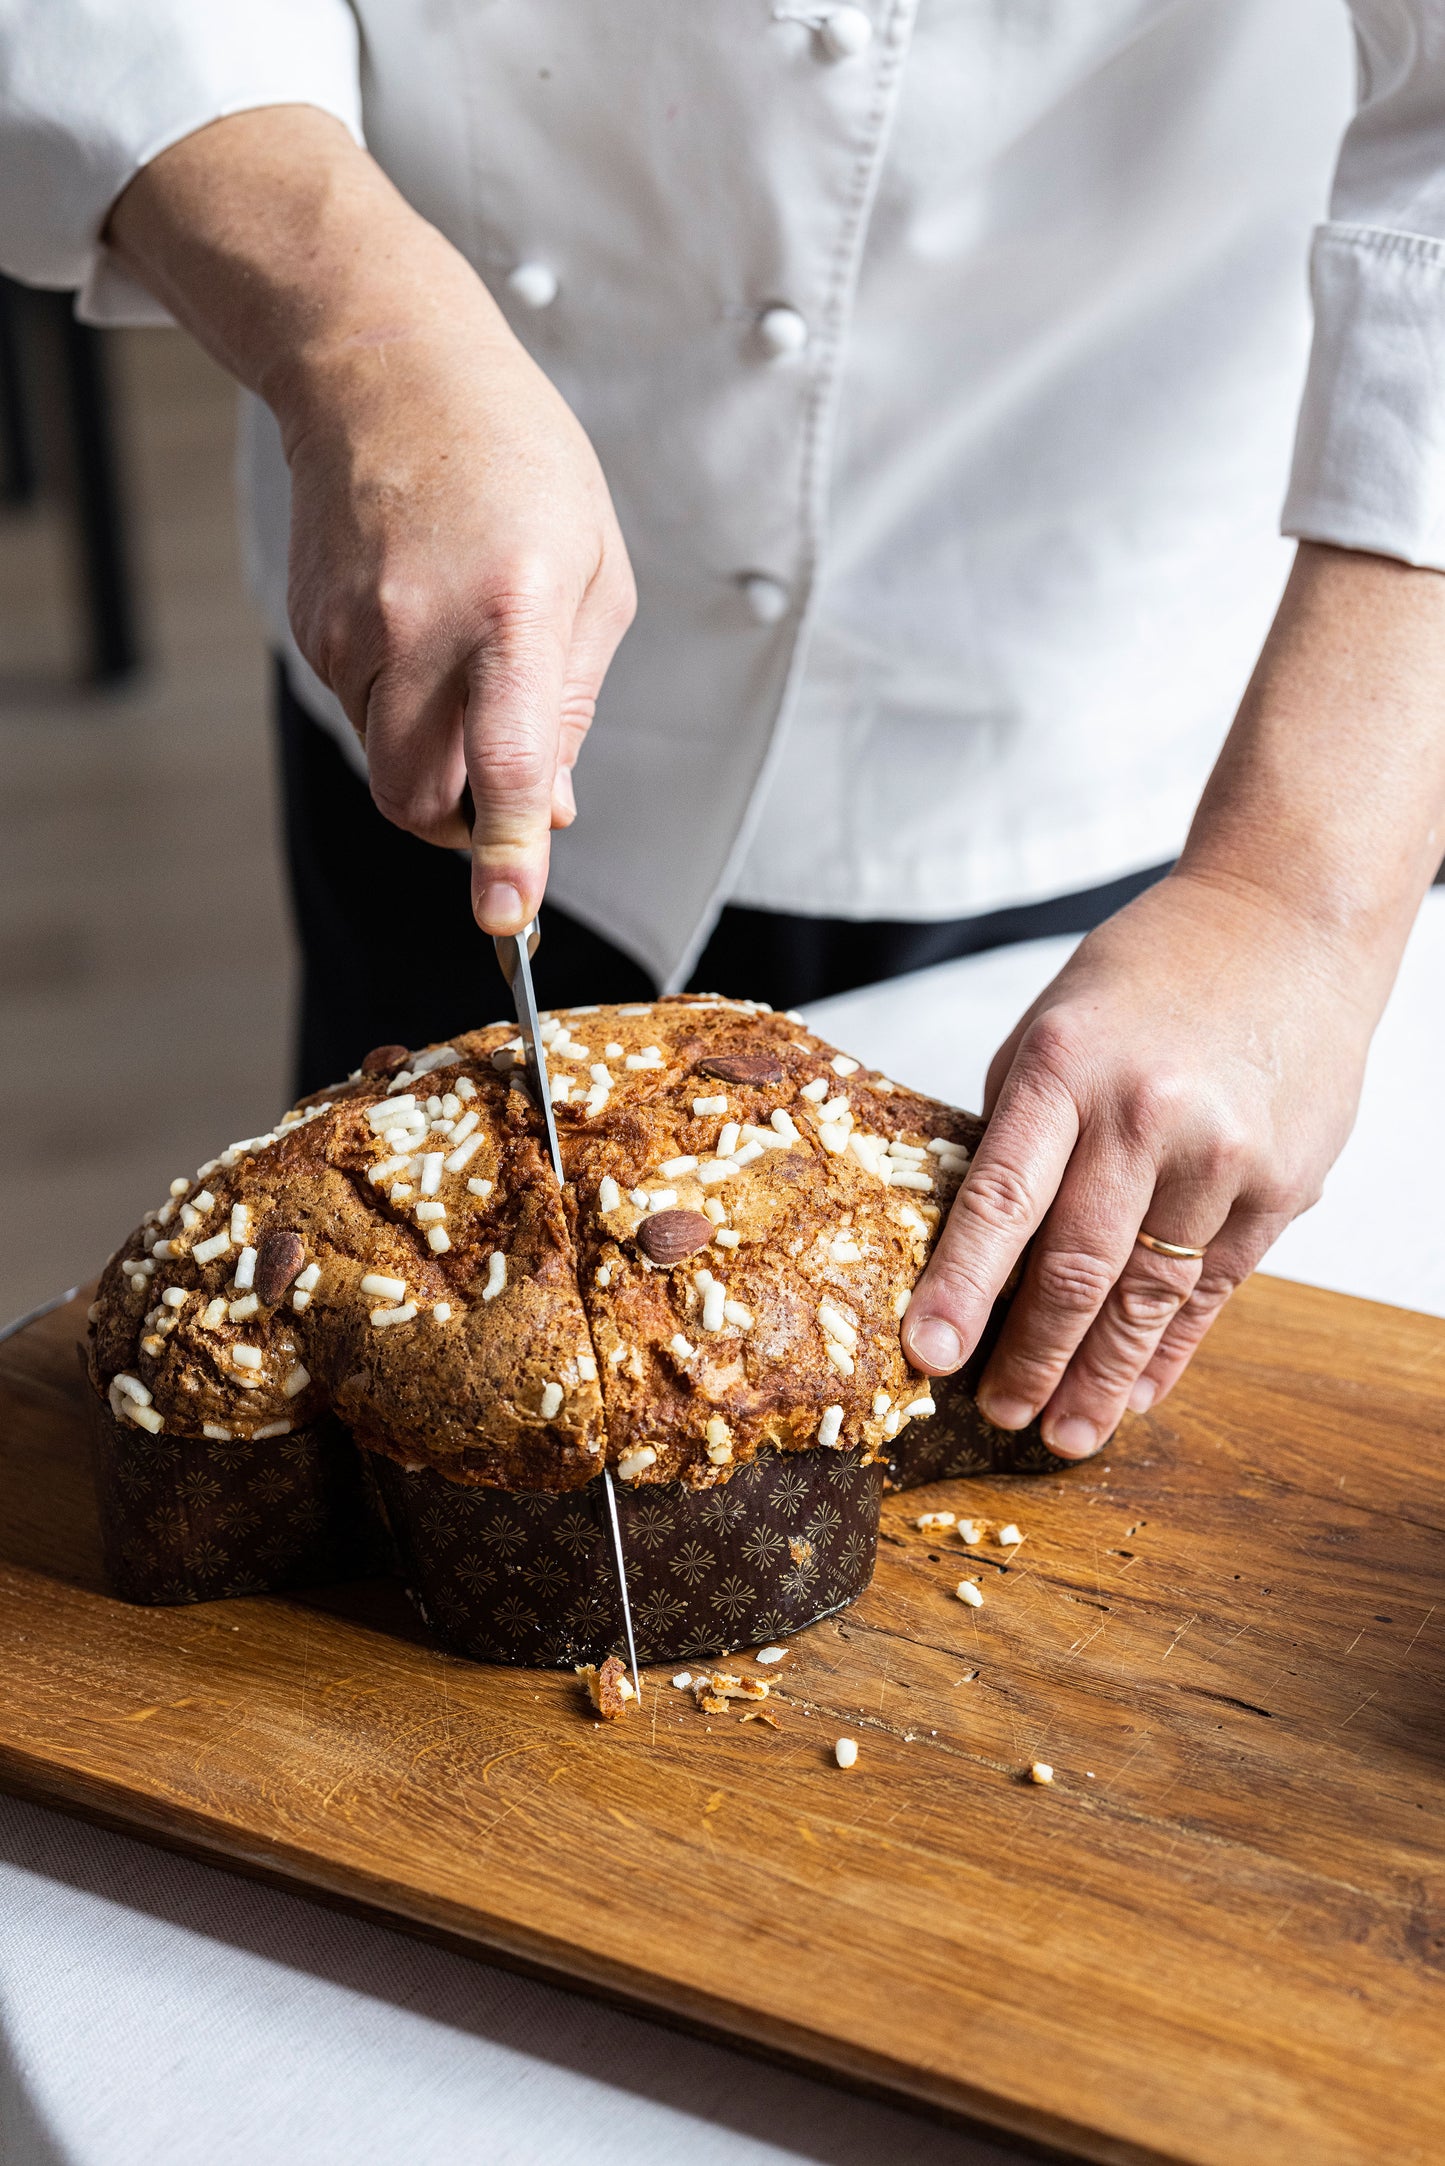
87 997 980 1492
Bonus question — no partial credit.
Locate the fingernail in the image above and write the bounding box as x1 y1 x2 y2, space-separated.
477 881 525 934
976 1391 1034 1432
904 1317 963 1372
1128 1378 1157 1414
1043 1415 1100 1460
553 770 577 824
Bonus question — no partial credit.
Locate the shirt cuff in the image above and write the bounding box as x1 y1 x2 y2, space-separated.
0 2 363 323
73 97 364 331
1282 222 1445 570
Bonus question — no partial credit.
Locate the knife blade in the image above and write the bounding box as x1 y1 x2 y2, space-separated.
492 921 641 1701
492 920 564 1185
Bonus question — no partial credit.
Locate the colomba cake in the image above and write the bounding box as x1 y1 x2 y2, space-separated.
85 995 1050 1664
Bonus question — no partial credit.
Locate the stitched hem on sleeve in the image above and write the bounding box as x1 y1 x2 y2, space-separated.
1282 221 1445 571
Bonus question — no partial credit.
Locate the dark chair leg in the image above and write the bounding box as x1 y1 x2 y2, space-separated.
0 276 143 683
56 303 139 684
0 278 37 506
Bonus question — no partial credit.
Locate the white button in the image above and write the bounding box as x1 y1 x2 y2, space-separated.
506 261 559 309
757 305 809 360
741 574 791 625
818 7 873 59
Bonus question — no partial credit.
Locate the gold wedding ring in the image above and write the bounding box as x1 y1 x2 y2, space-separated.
1136 1229 1208 1261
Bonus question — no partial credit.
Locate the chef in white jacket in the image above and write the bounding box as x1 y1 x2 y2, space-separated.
4 0 1445 1463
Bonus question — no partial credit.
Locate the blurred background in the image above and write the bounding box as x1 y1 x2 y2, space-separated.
0 291 292 1323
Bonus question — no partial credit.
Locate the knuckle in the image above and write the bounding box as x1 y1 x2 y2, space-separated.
1114 1067 1189 1152
1251 1174 1319 1221
290 600 350 690
1191 1269 1239 1312
559 689 599 737
1032 1246 1118 1318
370 778 425 834
956 1159 1035 1236
370 779 459 844
477 564 566 640
996 1343 1071 1397
605 567 639 631
916 1252 992 1322
1191 1114 1253 1188
372 577 433 654
1162 1276 1235 1349
1074 1338 1147 1396
474 736 553 804
1017 1009 1087 1091
1116 1275 1188 1333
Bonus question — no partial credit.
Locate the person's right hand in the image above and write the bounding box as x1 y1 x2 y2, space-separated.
107 106 635 935
281 288 636 935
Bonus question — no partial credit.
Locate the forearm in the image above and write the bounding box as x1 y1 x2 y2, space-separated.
1177 542 1445 1001
105 106 510 441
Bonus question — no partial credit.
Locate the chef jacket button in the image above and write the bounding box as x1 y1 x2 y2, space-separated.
506 261 559 309
740 574 791 625
757 305 809 360
817 7 873 59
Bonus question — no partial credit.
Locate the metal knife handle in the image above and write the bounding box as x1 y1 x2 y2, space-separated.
492 923 541 984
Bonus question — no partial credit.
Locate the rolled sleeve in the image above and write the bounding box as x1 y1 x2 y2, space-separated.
1283 8 1445 567
0 0 362 326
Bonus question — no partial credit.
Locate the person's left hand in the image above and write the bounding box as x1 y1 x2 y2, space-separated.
900 867 1376 1458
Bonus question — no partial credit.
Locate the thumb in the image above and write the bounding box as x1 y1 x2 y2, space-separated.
463 600 571 935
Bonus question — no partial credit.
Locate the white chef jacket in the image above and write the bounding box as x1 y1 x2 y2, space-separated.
2 2 1444 987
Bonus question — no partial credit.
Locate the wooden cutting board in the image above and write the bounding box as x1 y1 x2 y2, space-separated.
3 1278 1444 2166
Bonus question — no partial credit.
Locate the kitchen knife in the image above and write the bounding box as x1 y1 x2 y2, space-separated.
492 921 641 1701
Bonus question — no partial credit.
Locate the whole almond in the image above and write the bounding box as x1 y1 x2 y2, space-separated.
636 1209 716 1266
695 1053 784 1086
254 1229 306 1306
361 1043 410 1075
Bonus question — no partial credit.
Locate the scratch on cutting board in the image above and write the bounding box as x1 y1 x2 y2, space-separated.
1335 1690 1379 1730
316 1768 355 1814
1405 1605 1437 1656
435 1662 454 1752
1161 1615 1198 1661
1098 1732 1154 1794
479 1741 551 1788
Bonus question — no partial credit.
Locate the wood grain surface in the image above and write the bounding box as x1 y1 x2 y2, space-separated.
3 1279 1444 2165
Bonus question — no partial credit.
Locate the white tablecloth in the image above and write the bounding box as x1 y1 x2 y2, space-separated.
4 890 1442 2165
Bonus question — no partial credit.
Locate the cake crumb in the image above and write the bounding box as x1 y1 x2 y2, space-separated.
916 1510 956 1531
956 1580 984 1608
739 1709 781 1728
997 1523 1024 1547
671 1671 693 1689
577 1655 635 1720
957 1518 984 1544
834 1737 858 1768
754 1646 786 1665
1029 1761 1054 1785
693 1670 769 1714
